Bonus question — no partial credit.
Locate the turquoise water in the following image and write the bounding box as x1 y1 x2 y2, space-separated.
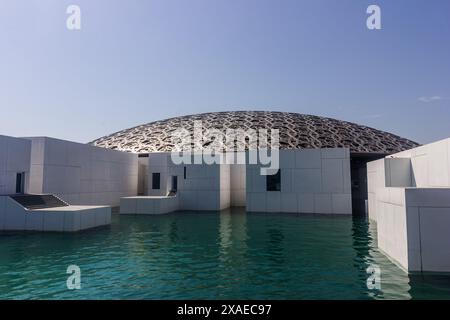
1 209 450 299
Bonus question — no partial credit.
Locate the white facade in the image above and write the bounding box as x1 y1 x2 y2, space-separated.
0 135 31 195
137 156 149 195
246 149 352 214
27 137 138 206
146 153 230 211
122 148 352 215
230 164 246 207
367 138 450 272
0 195 111 232
120 195 179 215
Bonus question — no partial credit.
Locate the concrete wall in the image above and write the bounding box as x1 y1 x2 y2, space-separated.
367 137 450 272
373 187 409 269
405 189 450 272
0 135 31 195
374 187 450 272
368 158 414 221
177 162 224 211
368 138 450 222
367 159 387 222
147 153 168 196
230 164 246 207
220 164 231 210
147 153 230 211
393 138 450 188
120 195 179 215
246 148 352 214
0 195 111 231
28 137 138 206
144 149 352 214
137 156 149 195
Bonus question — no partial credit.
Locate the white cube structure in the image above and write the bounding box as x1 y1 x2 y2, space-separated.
246 149 352 214
27 137 138 207
0 135 115 232
368 138 450 273
0 135 31 195
146 152 231 211
120 195 179 214
122 148 352 215
0 195 111 232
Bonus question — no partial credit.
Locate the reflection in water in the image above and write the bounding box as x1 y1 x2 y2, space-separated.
219 208 248 263
266 227 285 265
169 220 179 243
219 208 248 244
351 218 412 299
1 209 450 299
219 210 232 251
351 217 375 298
217 208 249 298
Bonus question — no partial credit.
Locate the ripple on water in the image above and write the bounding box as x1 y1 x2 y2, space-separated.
1 211 450 299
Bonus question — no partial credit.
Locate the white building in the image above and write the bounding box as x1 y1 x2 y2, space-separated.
121 152 231 214
121 148 353 215
246 149 352 214
3 111 450 272
0 111 424 234
0 135 138 231
0 135 31 195
109 111 417 215
368 137 450 272
27 137 138 206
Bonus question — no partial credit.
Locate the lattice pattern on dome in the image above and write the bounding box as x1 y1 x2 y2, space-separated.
90 111 419 154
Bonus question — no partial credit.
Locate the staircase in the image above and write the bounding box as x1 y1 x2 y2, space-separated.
10 194 69 210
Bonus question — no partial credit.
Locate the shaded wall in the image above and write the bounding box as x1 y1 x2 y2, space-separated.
0 135 31 195
28 137 138 206
246 149 352 214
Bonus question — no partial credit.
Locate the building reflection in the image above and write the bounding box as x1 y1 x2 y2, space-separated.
218 207 248 264
351 217 412 299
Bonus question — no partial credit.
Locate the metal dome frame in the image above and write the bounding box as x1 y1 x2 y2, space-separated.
90 111 419 154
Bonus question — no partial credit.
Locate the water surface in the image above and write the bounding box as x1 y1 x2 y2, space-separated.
1 210 450 299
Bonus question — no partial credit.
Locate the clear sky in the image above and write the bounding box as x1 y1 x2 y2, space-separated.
0 0 449 144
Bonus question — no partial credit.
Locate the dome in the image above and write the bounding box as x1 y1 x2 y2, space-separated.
90 111 419 154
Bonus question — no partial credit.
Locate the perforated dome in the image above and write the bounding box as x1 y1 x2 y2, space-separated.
90 111 419 154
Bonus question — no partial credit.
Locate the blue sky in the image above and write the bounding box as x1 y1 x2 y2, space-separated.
0 0 449 144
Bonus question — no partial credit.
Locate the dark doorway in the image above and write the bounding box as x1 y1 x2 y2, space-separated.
171 175 178 193
152 173 161 190
15 172 25 194
168 175 178 197
350 153 385 216
266 170 281 191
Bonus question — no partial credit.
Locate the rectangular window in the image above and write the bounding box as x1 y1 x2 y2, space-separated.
15 172 25 194
171 176 178 192
152 173 161 190
184 166 186 179
266 170 281 191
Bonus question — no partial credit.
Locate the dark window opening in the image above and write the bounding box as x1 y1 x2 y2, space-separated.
266 170 281 191
171 176 178 192
152 173 161 190
15 172 25 194
138 153 149 158
184 166 186 179
168 175 178 196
